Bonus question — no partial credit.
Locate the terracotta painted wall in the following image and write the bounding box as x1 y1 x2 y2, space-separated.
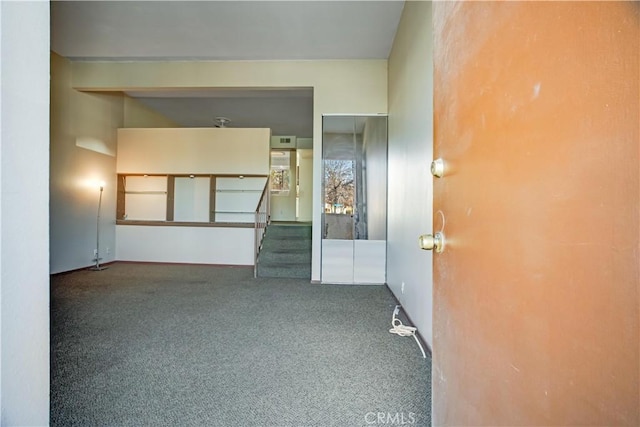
433 2 639 425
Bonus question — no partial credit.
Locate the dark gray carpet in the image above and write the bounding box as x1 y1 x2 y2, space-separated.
51 263 431 426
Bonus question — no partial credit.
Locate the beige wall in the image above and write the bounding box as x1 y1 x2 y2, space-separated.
50 53 180 273
387 1 434 345
124 95 179 128
50 52 121 273
117 128 270 174
71 60 388 281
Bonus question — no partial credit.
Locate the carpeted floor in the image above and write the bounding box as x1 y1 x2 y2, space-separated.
51 262 431 426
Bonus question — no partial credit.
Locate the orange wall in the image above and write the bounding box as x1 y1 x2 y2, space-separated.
433 2 639 425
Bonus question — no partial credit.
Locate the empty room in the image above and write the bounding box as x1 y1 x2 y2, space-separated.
1 1 638 426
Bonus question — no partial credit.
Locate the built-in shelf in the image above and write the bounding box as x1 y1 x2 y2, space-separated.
215 189 262 193
117 173 269 225
214 210 256 214
124 191 168 195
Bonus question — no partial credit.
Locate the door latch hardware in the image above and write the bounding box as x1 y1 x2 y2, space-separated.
431 158 445 178
418 232 445 253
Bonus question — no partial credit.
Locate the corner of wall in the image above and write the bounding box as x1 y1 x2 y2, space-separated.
386 0 434 346
123 95 180 128
50 56 123 273
1 1 50 423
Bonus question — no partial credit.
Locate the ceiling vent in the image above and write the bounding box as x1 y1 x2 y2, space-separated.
270 136 297 148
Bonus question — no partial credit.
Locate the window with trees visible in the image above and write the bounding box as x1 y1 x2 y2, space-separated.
323 159 354 214
270 151 291 195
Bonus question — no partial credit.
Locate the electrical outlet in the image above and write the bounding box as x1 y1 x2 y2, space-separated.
106 247 110 255
401 282 405 294
93 249 98 256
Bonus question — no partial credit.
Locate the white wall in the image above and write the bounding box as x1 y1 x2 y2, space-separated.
116 226 254 265
363 117 388 241
297 149 314 222
387 1 434 346
270 150 297 221
117 127 270 264
0 1 50 424
71 60 388 281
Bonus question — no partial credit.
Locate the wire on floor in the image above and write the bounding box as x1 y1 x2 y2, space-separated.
389 305 426 358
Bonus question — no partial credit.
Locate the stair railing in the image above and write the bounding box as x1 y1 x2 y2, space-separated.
254 177 271 277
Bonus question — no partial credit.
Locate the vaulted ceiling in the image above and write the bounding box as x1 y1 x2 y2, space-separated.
51 1 405 137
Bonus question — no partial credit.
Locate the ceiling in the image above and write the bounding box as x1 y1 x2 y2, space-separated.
124 88 315 137
51 1 405 137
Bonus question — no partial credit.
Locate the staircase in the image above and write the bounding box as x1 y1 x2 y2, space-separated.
256 223 312 279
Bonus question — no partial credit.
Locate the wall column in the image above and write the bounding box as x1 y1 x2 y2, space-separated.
0 1 50 424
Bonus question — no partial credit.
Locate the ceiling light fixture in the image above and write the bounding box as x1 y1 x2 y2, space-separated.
214 117 231 128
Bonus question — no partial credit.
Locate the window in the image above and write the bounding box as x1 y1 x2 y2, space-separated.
270 151 291 195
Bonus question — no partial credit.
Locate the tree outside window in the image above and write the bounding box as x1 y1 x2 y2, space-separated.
270 151 291 195
324 160 354 214
270 168 290 194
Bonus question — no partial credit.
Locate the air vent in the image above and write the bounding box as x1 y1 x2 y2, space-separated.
270 136 297 148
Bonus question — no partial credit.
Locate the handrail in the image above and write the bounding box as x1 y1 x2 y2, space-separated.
254 177 270 277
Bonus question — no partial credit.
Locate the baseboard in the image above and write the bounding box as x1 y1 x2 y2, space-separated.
115 260 254 268
50 261 117 277
50 260 253 276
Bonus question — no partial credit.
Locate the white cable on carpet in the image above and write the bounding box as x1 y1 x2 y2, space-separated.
389 305 426 359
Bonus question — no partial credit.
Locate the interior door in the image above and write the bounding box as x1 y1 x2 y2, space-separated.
321 115 388 284
432 2 638 425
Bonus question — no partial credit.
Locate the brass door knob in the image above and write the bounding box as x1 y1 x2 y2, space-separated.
431 158 445 178
419 232 444 253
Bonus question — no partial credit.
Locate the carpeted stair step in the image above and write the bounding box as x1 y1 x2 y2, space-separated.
261 237 311 252
258 248 311 264
264 225 312 239
257 262 312 279
257 224 312 279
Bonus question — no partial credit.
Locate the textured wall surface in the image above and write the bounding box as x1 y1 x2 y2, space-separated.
432 2 639 425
